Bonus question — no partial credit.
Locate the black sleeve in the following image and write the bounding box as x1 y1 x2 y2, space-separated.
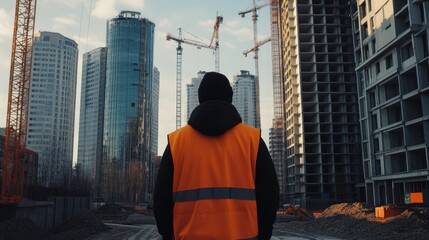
153 144 174 240
255 138 279 240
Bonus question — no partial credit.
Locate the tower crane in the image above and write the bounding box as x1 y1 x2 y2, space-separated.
1 0 37 205
243 36 271 57
166 15 223 129
239 0 269 129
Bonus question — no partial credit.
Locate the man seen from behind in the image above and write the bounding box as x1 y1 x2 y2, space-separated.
153 71 279 239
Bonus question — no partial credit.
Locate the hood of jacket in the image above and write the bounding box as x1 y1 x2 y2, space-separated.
187 100 242 136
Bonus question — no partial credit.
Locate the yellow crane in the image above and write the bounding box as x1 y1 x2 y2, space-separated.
166 15 223 129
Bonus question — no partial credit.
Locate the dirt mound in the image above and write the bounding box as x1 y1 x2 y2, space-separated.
52 209 109 240
320 202 374 219
276 203 429 240
0 218 54 240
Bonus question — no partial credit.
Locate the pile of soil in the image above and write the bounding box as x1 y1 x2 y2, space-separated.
93 203 131 221
0 218 54 240
53 209 110 235
320 202 375 220
276 203 429 240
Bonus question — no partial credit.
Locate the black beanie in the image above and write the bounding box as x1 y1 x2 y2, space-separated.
198 72 233 103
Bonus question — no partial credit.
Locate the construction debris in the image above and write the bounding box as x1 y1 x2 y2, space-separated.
275 202 429 240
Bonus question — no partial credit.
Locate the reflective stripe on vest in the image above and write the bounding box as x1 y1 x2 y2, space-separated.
173 187 256 202
169 123 260 239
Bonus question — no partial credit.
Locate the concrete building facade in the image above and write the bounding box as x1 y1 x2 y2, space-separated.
278 0 363 208
77 47 107 188
351 0 429 206
27 31 78 186
232 70 259 128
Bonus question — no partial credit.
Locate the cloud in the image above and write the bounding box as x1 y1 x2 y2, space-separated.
0 8 13 42
71 34 105 53
43 0 80 8
92 0 117 19
119 0 145 9
53 17 78 30
158 18 172 28
221 19 253 42
223 41 235 49
198 19 214 28
92 0 145 19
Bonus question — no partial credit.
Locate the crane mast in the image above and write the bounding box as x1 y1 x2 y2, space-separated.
166 15 222 129
1 0 37 204
239 0 269 129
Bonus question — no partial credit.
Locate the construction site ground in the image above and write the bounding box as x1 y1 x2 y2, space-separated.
0 203 428 240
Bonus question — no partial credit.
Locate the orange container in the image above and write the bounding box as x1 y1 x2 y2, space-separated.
375 206 401 218
410 192 423 204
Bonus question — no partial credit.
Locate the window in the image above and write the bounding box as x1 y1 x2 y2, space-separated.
369 90 376 108
372 114 378 129
362 22 369 39
375 62 380 74
386 54 393 69
401 43 414 61
360 1 367 18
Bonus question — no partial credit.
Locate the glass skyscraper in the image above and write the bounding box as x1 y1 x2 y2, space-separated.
78 47 107 188
102 11 155 203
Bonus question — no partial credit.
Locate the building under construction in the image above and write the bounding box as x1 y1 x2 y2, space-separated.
351 0 429 206
278 0 364 208
268 0 286 203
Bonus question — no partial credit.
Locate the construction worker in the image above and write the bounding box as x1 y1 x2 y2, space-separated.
153 72 279 240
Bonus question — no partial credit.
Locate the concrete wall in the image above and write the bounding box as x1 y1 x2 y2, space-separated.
16 196 89 230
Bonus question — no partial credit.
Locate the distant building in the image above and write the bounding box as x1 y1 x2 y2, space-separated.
148 67 160 194
151 67 160 157
186 71 206 120
27 31 78 186
77 47 107 190
232 70 259 128
351 0 429 206
102 11 155 203
278 0 363 208
0 132 39 195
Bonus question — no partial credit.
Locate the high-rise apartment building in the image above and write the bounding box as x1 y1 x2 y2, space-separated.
186 71 206 120
27 31 78 186
232 70 259 128
151 67 160 157
147 66 160 195
102 11 155 203
351 0 429 206
77 47 107 187
278 0 363 208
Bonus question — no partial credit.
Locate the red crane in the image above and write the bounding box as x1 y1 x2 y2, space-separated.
1 0 37 204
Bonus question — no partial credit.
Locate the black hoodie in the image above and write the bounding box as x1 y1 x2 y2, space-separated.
153 101 279 240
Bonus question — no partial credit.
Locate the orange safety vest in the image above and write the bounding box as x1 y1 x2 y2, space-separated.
168 123 260 240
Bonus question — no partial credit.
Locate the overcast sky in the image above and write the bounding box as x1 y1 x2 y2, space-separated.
0 0 274 164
